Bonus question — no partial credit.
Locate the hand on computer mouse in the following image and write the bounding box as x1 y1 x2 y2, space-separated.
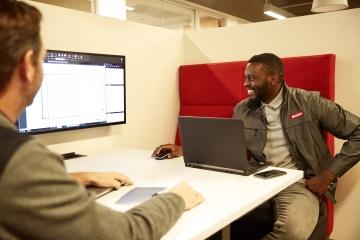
151 144 183 159
153 150 172 160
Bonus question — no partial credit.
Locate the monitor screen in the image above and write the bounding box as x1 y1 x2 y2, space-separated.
18 50 126 134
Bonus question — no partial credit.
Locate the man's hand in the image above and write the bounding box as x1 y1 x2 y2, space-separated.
169 182 204 210
305 170 335 196
151 144 183 159
70 172 133 189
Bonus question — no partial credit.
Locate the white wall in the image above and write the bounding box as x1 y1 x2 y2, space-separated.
30 2 184 154
184 8 360 240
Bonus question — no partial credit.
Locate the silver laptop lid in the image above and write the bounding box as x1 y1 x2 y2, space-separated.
178 116 266 176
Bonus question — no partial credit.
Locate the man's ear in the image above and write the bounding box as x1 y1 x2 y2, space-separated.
271 74 281 85
19 49 35 83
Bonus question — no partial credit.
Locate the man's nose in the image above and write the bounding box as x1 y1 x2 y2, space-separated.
244 78 250 88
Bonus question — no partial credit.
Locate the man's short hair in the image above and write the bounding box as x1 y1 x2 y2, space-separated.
248 53 284 79
0 0 42 93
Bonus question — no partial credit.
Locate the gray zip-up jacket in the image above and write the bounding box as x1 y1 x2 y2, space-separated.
0 113 184 240
233 84 360 198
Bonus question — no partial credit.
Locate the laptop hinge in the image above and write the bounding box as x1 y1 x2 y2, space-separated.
186 162 245 174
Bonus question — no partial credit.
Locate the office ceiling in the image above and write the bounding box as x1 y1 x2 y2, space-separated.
186 0 360 22
30 0 360 28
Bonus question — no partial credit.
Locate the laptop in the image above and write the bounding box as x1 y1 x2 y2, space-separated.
178 116 268 176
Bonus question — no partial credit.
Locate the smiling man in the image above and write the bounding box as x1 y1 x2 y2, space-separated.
153 53 360 239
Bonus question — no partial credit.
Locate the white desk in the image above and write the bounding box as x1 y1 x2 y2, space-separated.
65 147 303 240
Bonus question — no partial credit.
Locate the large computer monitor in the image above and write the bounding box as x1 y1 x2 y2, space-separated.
18 50 126 134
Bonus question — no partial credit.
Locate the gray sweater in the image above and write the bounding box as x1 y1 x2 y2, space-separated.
0 113 185 240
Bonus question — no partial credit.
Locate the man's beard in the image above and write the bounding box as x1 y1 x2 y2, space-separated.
247 86 268 108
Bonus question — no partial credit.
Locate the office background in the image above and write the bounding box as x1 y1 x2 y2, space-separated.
30 1 360 239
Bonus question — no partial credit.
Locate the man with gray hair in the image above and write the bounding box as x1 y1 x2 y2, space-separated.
0 1 203 239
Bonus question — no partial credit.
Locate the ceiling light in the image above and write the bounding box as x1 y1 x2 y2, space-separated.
311 0 349 13
96 0 126 20
264 3 295 20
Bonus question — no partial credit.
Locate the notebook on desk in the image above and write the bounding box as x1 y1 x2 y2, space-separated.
178 116 268 176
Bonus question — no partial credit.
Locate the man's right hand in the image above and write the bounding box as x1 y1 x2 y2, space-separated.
151 144 183 159
169 182 204 210
70 172 133 189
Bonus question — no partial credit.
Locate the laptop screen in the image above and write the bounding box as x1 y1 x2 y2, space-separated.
178 116 267 176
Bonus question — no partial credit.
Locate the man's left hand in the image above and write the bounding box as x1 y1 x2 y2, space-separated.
305 170 335 196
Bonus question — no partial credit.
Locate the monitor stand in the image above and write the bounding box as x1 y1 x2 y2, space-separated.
61 152 87 160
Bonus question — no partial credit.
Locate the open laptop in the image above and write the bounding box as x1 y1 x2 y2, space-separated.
178 116 268 176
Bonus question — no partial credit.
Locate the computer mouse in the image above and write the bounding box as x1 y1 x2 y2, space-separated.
154 149 172 160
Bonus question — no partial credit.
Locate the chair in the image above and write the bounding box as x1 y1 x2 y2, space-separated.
177 54 336 239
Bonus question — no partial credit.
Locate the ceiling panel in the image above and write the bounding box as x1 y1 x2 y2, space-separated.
186 0 360 22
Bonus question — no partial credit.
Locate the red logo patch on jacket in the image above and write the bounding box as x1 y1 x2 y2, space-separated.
290 111 304 119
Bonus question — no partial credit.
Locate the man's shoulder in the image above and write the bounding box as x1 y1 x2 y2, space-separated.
233 98 253 119
288 86 321 97
13 136 61 163
234 98 250 109
287 86 321 102
1 126 63 175
0 127 37 156
0 127 33 173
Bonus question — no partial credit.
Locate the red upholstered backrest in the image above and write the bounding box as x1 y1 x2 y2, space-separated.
177 54 335 153
176 54 335 235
